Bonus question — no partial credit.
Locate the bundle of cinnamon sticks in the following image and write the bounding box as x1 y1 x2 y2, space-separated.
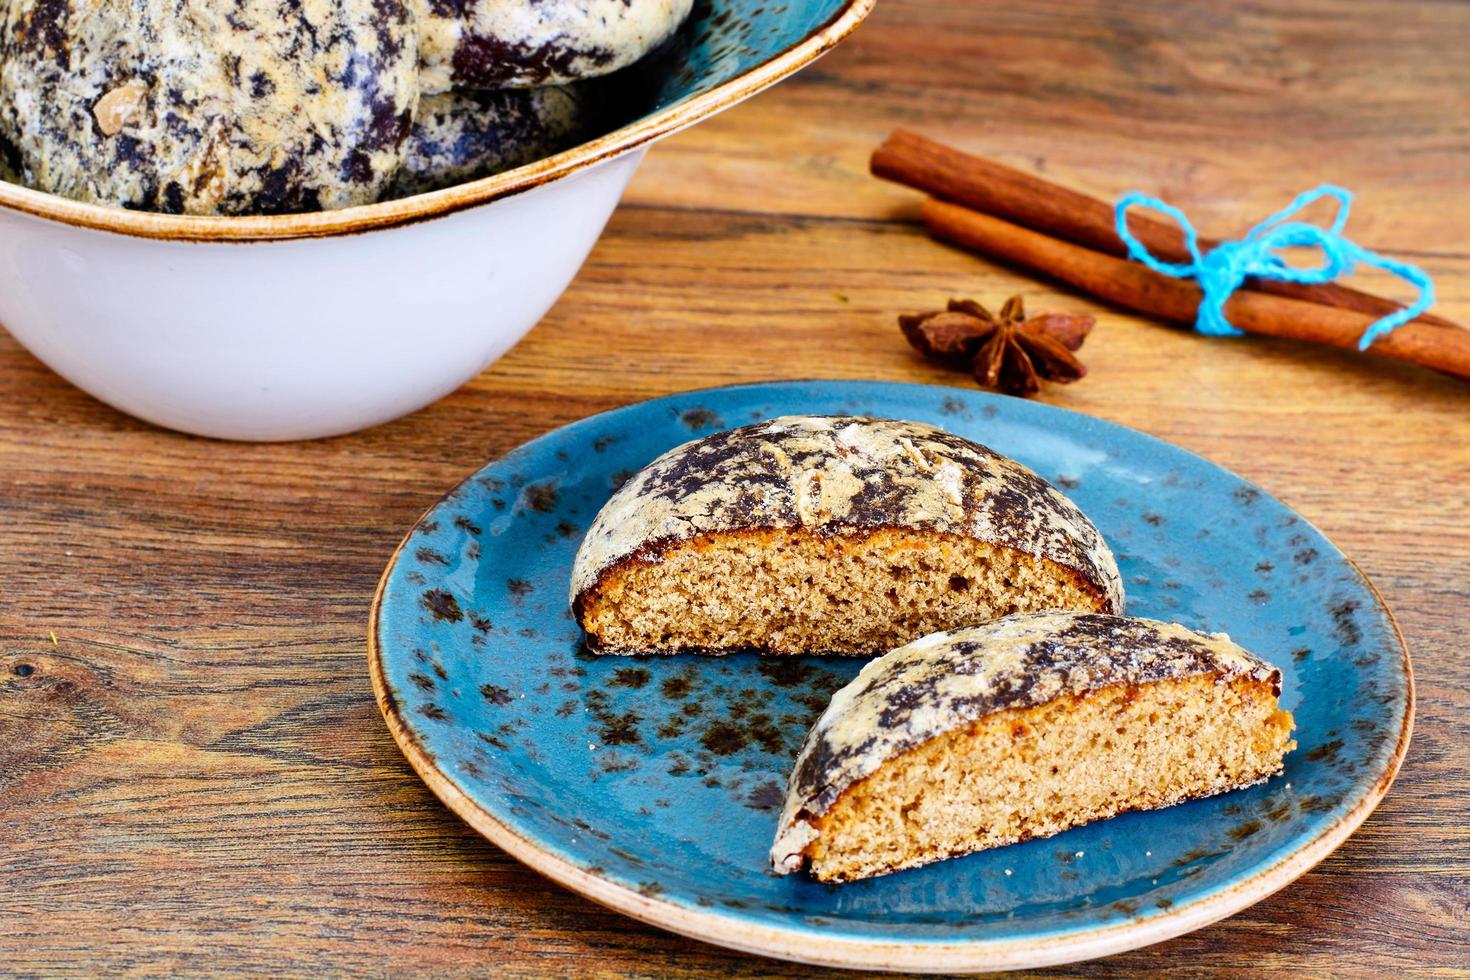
871 129 1470 380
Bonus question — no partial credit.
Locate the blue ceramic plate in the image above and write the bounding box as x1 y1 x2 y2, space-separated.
369 381 1411 972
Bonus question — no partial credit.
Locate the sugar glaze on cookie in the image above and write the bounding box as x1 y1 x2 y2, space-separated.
0 0 417 214
571 416 1126 656
417 0 693 92
772 612 1295 882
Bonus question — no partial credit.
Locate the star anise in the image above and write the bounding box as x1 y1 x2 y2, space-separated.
900 296 1094 396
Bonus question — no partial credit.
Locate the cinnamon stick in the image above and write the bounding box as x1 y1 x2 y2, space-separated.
874 128 1463 332
921 198 1470 381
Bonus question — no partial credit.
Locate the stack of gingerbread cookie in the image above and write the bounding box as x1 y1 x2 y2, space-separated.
0 0 690 213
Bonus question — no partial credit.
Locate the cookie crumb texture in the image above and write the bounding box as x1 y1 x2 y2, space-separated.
0 0 417 214
582 527 1108 655
571 416 1124 656
771 613 1295 882
419 0 694 92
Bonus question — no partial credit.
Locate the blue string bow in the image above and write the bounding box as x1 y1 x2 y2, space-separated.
1113 185 1433 350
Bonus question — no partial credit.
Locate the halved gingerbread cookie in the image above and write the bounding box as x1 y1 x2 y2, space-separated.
571 416 1125 656
772 613 1296 882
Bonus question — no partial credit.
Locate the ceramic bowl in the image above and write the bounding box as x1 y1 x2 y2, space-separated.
0 0 873 441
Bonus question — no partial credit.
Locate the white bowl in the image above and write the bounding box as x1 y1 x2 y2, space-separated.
0 152 645 440
0 0 873 440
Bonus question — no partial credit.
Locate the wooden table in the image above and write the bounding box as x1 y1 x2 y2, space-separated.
3 1 1467 974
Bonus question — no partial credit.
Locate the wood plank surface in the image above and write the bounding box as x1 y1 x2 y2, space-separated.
3 0 1468 974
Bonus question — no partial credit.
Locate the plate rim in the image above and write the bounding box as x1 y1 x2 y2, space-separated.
366 379 1414 972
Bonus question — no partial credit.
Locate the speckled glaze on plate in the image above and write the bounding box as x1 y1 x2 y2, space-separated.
368 381 1411 973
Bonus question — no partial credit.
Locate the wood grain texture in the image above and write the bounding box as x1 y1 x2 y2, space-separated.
2 0 1468 974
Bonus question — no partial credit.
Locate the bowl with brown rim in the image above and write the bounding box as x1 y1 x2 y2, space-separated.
0 0 874 440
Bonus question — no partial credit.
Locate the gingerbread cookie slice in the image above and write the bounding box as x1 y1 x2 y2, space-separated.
772 612 1296 882
570 415 1124 656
